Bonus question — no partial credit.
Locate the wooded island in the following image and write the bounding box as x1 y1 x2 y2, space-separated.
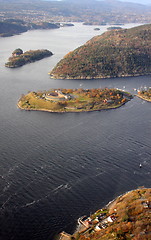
18 88 132 113
5 48 53 68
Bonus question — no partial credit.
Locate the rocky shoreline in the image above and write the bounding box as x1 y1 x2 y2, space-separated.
49 73 151 80
137 95 151 102
17 101 128 113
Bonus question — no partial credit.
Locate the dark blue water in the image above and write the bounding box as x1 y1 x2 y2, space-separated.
0 23 151 240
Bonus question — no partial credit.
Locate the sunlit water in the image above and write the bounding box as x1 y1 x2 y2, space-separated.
0 23 151 240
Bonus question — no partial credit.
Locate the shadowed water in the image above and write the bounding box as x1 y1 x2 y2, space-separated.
0 23 151 240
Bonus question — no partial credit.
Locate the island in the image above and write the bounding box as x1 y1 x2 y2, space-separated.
5 48 53 68
49 24 151 79
94 28 100 31
59 188 151 240
18 88 132 113
107 26 122 30
137 88 151 102
60 23 74 27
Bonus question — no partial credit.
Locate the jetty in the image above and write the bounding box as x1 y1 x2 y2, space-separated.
59 231 71 240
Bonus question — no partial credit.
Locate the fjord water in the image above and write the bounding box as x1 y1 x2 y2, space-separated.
0 23 151 240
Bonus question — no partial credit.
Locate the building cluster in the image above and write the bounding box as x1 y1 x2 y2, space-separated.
43 90 71 102
78 210 117 235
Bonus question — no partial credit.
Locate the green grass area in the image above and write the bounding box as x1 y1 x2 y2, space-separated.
90 209 108 220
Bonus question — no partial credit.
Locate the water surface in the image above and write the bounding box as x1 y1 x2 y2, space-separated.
0 23 151 240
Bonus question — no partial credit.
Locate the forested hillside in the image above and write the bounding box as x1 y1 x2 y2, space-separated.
50 24 151 79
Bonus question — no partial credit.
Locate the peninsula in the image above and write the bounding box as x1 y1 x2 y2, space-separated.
5 48 53 68
0 19 64 37
18 88 132 113
50 24 151 79
137 88 151 102
0 20 28 37
59 188 151 240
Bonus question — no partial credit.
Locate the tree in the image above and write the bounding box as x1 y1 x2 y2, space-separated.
12 48 23 56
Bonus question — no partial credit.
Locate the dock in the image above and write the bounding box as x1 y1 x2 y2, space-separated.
59 231 71 240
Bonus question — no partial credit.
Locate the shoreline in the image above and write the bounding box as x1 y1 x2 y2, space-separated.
17 101 128 113
49 71 151 81
137 95 151 102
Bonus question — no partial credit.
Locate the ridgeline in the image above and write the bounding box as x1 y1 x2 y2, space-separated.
50 24 151 79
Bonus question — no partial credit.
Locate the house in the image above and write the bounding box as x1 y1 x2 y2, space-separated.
107 216 113 223
95 225 101 232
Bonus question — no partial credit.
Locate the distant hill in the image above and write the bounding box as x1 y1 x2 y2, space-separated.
0 0 151 24
0 19 60 37
0 21 28 37
50 24 151 79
